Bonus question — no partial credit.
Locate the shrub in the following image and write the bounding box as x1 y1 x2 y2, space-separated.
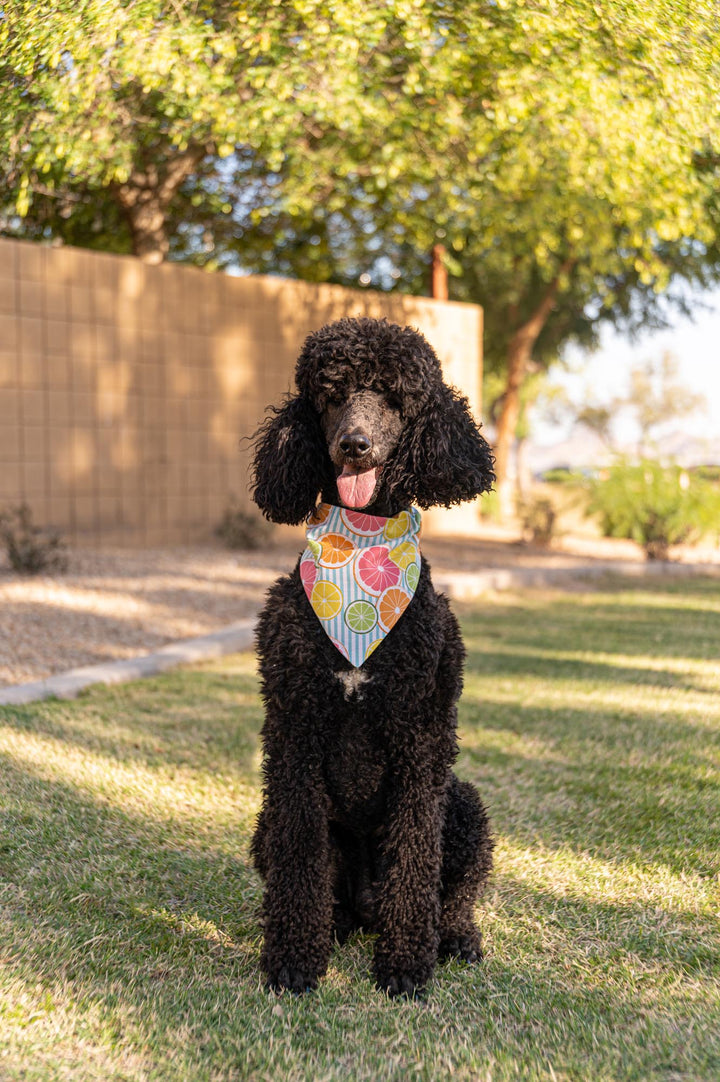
586 458 720 560
0 503 68 574
540 467 588 486
214 499 274 550
519 496 559 547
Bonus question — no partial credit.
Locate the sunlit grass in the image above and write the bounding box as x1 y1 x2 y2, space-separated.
1 578 719 1080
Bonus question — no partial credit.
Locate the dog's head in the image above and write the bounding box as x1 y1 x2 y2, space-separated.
251 317 495 523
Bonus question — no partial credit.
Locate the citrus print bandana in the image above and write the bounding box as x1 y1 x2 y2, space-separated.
300 503 422 668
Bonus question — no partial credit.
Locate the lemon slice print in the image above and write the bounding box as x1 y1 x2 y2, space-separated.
365 638 382 661
384 510 410 539
345 599 378 634
389 541 418 570
310 579 343 621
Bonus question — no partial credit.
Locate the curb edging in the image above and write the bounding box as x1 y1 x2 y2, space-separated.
1 557 717 707
0 618 257 706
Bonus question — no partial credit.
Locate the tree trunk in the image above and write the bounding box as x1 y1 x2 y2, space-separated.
112 145 206 265
431 244 448 300
121 192 170 264
493 260 575 519
516 434 532 501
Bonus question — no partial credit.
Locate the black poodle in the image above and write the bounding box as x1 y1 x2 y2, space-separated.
250 317 495 997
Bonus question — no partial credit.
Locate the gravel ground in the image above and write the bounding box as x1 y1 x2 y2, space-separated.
1 528 718 688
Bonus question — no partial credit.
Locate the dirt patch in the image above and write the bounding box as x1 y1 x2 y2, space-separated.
1 529 717 688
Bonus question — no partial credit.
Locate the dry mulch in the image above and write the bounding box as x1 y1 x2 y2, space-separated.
1 528 718 689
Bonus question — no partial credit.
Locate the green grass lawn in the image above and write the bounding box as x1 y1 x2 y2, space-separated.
1 577 719 1081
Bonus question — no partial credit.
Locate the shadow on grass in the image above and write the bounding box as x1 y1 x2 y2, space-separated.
463 645 716 695
458 576 720 665
457 691 720 880
1 745 718 1079
0 579 718 1075
0 664 263 784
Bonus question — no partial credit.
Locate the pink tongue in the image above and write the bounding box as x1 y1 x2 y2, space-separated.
337 466 378 508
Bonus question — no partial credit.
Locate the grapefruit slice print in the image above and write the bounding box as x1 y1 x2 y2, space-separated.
354 545 401 595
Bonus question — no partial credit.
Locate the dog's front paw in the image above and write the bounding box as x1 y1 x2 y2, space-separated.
438 931 483 964
268 964 319 995
376 971 427 999
374 952 433 999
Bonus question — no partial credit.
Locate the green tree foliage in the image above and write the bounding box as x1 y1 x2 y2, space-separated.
2 2 720 517
225 2 720 511
0 0 425 263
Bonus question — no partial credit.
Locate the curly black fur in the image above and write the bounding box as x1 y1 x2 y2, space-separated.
250 317 495 997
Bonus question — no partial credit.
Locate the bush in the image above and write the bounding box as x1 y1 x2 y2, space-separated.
0 503 68 574
586 458 720 560
519 496 559 547
214 499 274 550
540 467 588 485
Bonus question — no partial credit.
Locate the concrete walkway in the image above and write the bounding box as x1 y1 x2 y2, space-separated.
0 554 716 707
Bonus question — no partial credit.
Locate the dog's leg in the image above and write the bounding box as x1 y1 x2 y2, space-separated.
329 826 376 943
257 744 333 994
438 776 494 963
372 763 445 998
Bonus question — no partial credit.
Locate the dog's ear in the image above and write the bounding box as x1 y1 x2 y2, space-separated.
251 394 328 524
388 384 495 509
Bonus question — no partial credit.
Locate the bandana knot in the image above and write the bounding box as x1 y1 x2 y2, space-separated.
301 503 422 667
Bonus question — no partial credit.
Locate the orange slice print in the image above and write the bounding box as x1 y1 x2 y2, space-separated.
308 503 331 526
318 532 355 567
378 586 411 631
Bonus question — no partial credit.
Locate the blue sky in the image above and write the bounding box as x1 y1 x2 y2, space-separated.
536 288 720 446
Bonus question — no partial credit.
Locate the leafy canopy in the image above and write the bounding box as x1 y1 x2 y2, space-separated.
2 1 719 311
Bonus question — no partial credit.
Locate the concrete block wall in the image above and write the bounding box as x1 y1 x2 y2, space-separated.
0 237 484 546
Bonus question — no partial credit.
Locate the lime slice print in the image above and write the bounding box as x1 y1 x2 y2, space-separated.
310 579 343 620
384 510 410 539
389 541 418 570
405 561 420 592
307 537 322 560
345 599 378 634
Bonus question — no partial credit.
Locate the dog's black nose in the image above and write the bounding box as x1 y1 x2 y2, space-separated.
339 432 372 459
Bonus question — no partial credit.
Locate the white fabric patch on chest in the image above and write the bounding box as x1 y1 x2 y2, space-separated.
300 503 422 668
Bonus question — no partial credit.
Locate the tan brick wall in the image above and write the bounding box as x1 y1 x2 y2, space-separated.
0 237 483 546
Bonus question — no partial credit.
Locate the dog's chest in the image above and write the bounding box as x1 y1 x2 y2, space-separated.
322 696 389 825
